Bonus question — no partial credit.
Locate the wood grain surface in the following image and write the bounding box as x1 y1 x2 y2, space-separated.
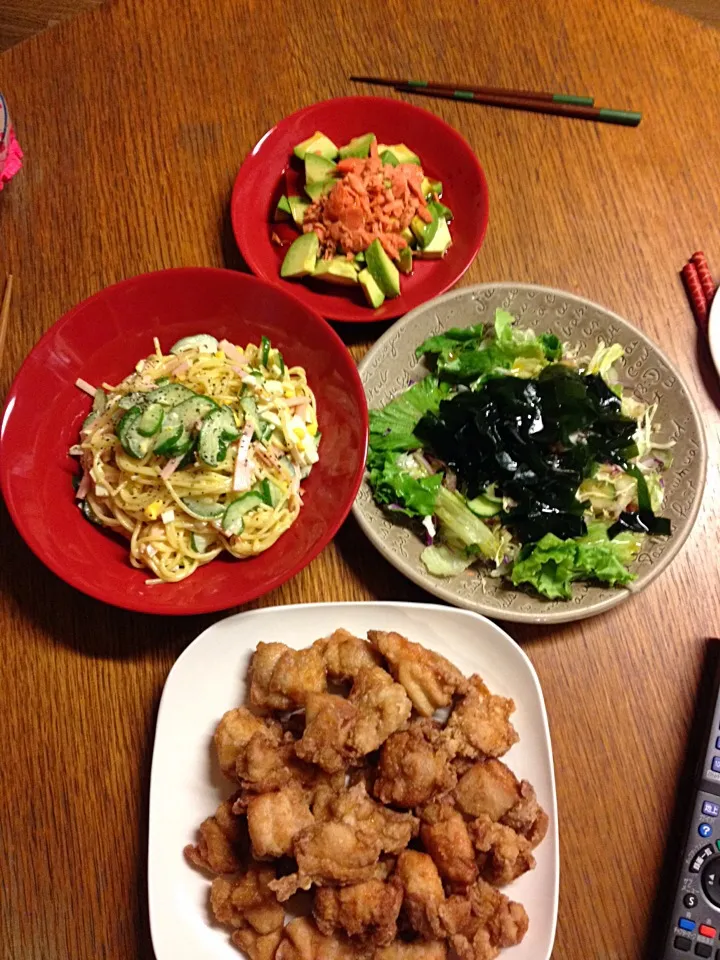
1 1 720 958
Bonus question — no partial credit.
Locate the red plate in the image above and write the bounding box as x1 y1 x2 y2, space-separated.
232 96 489 322
0 269 368 615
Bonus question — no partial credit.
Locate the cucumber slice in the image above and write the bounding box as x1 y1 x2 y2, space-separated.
80 499 103 526
169 395 217 430
466 494 501 518
137 402 165 437
258 478 273 506
222 491 265 535
261 336 271 368
198 407 240 467
181 498 225 519
117 391 148 411
118 407 153 459
153 421 184 455
190 532 218 552
92 388 107 415
147 383 195 407
178 438 197 469
266 479 284 508
170 334 218 355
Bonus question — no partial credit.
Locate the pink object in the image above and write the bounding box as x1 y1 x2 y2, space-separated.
0 92 23 190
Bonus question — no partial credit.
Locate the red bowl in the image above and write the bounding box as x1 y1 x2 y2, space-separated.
0 268 368 615
232 96 489 323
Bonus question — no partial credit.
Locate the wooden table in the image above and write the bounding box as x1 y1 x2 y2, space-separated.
1 1 720 957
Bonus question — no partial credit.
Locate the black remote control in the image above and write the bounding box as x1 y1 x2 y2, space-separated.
662 651 720 959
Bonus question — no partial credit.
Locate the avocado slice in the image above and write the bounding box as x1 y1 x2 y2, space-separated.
416 217 452 258
305 153 337 184
397 246 413 275
420 177 444 199
312 257 360 285
379 149 399 168
377 143 420 165
354 251 366 265
365 239 401 298
280 232 319 278
358 268 385 308
293 131 338 161
411 205 439 248
288 196 311 227
400 227 415 247
338 132 376 159
274 195 293 222
429 199 454 223
304 178 336 202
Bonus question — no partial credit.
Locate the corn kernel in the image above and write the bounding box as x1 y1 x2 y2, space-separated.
284 388 295 399
144 500 163 520
307 423 317 436
215 350 225 360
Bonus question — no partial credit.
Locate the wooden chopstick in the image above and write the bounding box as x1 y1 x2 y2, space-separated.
350 74 594 107
392 83 641 127
0 275 13 366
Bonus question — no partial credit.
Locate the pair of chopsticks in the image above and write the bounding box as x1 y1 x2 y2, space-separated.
350 76 642 127
681 252 716 333
0 275 12 365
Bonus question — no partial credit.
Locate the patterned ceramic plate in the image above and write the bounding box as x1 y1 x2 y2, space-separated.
353 283 707 624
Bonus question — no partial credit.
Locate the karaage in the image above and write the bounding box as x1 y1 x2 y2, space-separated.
313 629 382 680
468 816 535 886
184 794 248 875
419 805 478 888
247 781 314 859
394 850 444 940
374 720 455 808
443 677 518 760
313 878 403 945
249 642 327 711
367 630 467 716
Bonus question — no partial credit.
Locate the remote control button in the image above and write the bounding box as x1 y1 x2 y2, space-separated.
696 944 712 958
704 802 720 818
702 856 720 906
692 846 716 872
712 757 720 773
701 824 714 839
716 737 720 750
700 925 717 938
681 918 697 931
675 936 692 952
685 893 699 908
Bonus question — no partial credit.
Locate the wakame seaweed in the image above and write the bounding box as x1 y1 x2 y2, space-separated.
414 363 670 544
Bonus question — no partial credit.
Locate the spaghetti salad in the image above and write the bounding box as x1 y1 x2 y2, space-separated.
71 333 319 584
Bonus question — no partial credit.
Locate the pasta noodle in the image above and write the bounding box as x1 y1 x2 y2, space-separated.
71 334 319 584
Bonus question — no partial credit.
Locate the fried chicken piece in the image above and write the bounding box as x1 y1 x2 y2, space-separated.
296 693 358 773
348 666 412 755
468 815 535 885
184 795 248 875
232 927 284 960
271 784 418 901
500 779 549 848
394 850 445 940
419 805 478 888
367 630 467 716
374 720 455 808
276 917 362 960
210 863 284 934
247 781 314 859
215 707 271 779
439 879 528 960
296 670 412 774
375 943 447 960
443 676 518 760
453 760 521 821
313 878 403 945
249 642 327 711
313 629 382 680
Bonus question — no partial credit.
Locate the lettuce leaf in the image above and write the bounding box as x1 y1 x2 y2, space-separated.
510 526 637 600
367 450 443 518
369 376 450 453
415 324 485 358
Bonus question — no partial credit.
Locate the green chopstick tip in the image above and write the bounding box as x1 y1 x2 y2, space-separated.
407 79 428 88
453 90 474 101
553 93 594 106
598 107 642 127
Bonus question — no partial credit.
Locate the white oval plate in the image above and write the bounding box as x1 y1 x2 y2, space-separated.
148 601 559 960
708 293 720 378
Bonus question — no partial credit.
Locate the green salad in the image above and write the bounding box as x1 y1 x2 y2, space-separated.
367 310 674 600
